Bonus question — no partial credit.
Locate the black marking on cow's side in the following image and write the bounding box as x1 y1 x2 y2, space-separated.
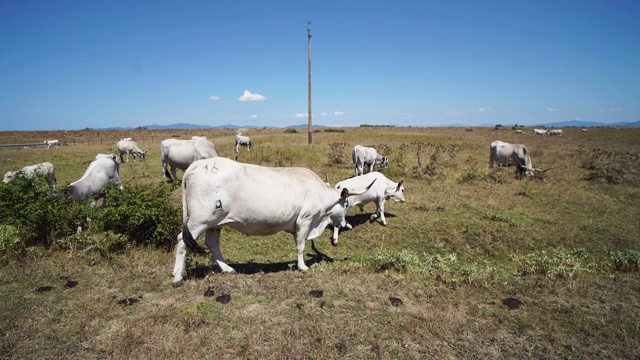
35 286 54 293
203 162 219 174
216 294 231 304
309 289 324 298
502 297 524 310
389 296 403 307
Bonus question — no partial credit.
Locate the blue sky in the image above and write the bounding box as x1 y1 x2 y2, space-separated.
1 1 638 131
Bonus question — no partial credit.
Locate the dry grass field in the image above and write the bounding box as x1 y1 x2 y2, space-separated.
1 126 639 359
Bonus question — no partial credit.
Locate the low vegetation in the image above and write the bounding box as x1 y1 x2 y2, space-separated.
1 126 639 358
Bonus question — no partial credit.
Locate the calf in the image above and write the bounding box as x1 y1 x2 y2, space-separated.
352 145 388 176
235 133 252 153
332 172 405 245
116 138 148 163
44 140 60 148
69 154 123 207
3 162 56 186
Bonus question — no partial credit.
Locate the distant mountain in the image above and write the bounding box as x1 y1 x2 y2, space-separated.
528 120 640 128
478 120 639 128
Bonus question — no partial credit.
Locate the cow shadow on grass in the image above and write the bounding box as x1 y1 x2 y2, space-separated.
185 240 347 278
337 212 398 232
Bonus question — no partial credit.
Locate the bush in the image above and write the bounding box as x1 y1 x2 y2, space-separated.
283 128 298 134
94 182 181 248
0 178 94 245
606 249 640 272
327 142 351 165
516 248 590 279
0 224 25 262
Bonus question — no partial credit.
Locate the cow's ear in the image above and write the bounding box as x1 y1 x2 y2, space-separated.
397 180 404 190
340 188 349 200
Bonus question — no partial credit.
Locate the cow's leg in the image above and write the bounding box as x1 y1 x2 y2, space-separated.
331 226 340 246
172 232 188 286
293 230 309 271
172 222 210 286
375 200 387 226
204 228 236 273
171 165 178 181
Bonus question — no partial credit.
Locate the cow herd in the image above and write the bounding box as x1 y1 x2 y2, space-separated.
3 129 569 285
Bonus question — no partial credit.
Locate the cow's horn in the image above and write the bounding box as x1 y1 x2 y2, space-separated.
347 178 377 196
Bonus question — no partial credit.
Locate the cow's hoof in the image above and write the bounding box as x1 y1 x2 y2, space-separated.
331 238 339 246
172 280 184 288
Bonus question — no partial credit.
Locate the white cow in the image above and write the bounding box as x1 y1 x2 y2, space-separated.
332 172 405 245
3 162 56 186
532 129 547 135
235 133 252 153
160 137 219 181
547 129 564 136
489 140 544 179
171 157 375 286
352 145 388 176
116 139 148 163
69 154 123 207
581 128 589 133
44 140 60 148
515 129 524 134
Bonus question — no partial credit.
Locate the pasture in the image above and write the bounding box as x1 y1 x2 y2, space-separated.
1 126 639 359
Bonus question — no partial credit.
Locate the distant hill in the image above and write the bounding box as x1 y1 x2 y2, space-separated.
479 120 639 128
100 123 328 130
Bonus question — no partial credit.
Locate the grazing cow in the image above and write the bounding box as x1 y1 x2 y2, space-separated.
69 154 123 207
489 140 544 179
352 145 388 176
3 162 56 186
515 129 524 134
332 172 405 245
44 140 60 148
160 137 219 181
547 129 564 136
171 157 376 286
235 132 252 153
581 128 589 133
532 129 547 135
116 138 148 163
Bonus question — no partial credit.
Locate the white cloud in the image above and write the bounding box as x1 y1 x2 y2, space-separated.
610 107 623 112
209 96 220 101
294 113 308 118
250 114 258 119
546 107 559 112
334 111 345 116
321 112 329 116
238 90 266 101
477 107 491 112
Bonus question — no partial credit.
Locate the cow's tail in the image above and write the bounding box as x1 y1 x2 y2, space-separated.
180 174 206 253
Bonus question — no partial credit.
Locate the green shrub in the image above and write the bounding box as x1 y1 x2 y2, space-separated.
606 249 640 272
459 156 481 183
324 128 345 133
374 250 486 286
0 224 25 262
283 128 298 134
55 231 129 257
0 178 93 245
516 248 590 279
94 182 181 248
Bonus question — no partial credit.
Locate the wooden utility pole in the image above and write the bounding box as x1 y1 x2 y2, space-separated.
307 21 312 145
